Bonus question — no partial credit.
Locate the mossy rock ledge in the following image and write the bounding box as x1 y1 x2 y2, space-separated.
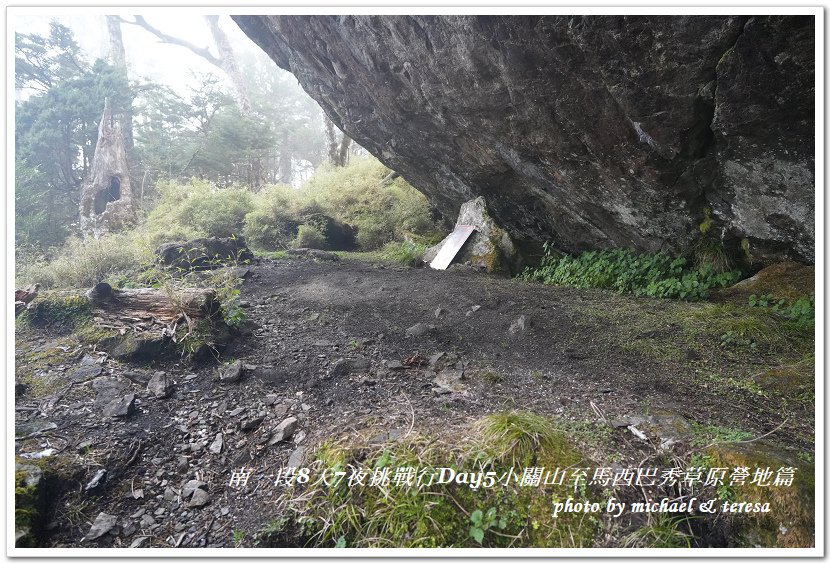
706 441 814 548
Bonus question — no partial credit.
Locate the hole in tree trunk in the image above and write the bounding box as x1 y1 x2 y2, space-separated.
93 176 121 215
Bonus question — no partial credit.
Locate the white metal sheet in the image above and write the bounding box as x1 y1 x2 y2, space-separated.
429 225 476 270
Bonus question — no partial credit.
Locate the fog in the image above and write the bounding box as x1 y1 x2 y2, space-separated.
14 13 274 98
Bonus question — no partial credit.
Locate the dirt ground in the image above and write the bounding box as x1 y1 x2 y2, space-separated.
14 254 815 548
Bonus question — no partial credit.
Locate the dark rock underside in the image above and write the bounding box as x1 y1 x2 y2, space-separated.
234 15 814 264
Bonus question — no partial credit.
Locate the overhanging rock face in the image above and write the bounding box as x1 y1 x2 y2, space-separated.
234 15 815 264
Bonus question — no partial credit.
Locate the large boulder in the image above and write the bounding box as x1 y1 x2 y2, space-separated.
423 196 521 273
156 236 254 271
234 15 815 264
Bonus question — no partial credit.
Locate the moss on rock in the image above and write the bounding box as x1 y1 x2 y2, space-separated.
705 441 814 547
719 261 814 302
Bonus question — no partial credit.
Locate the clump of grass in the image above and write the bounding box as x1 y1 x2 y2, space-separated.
686 303 813 357
380 241 428 267
259 415 594 548
475 411 578 467
623 514 694 548
16 233 153 289
690 423 753 447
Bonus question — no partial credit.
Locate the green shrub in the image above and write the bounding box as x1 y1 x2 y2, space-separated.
242 184 301 250
143 179 254 242
520 246 742 301
292 223 327 249
302 158 437 250
16 233 153 289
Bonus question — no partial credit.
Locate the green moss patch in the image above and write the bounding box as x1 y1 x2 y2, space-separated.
705 442 814 547
718 261 814 303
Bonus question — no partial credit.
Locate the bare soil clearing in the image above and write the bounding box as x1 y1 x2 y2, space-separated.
14 255 814 547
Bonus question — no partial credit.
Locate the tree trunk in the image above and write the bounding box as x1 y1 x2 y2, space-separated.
106 16 126 67
205 15 252 116
105 16 134 151
79 99 135 239
338 135 352 167
324 117 339 165
277 147 293 184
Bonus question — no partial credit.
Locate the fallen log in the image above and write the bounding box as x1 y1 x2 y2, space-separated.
14 283 40 317
85 282 218 326
23 283 225 361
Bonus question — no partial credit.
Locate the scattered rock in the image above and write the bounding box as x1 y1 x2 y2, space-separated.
232 448 254 467
267 417 298 445
240 416 265 432
386 360 406 371
156 236 254 271
15 420 57 437
508 314 530 334
92 377 128 407
428 352 446 370
405 323 434 338
121 522 137 537
272 403 289 418
182 480 207 499
209 433 224 454
84 469 107 491
287 446 306 468
433 369 467 394
85 512 117 541
328 358 354 378
129 536 149 548
188 488 211 508
147 371 174 398
176 456 189 473
434 307 445 318
103 394 136 418
219 360 243 384
71 364 103 381
264 394 279 405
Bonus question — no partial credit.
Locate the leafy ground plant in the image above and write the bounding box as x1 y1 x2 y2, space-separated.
520 246 742 300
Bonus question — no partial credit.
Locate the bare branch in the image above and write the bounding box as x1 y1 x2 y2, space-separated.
123 15 223 69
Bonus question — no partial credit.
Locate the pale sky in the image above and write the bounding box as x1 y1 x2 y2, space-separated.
13 12 289 98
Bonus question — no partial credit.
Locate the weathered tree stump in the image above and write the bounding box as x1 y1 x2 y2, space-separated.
79 99 135 239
